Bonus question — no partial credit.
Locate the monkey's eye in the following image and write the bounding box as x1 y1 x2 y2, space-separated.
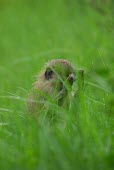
45 68 53 80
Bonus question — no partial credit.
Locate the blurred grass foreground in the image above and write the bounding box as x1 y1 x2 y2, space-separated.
0 0 114 170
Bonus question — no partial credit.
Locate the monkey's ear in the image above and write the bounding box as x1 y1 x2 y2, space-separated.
45 68 53 80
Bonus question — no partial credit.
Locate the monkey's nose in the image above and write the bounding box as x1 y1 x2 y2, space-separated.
68 74 76 84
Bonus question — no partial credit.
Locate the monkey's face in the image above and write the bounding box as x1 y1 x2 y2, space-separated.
29 59 76 113
44 61 76 101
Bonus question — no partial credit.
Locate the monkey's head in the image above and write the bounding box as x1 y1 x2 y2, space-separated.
45 59 75 86
33 59 76 105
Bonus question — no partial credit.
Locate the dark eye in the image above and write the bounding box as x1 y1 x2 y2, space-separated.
45 68 53 80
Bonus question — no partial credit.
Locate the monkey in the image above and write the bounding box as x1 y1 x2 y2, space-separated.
27 59 77 115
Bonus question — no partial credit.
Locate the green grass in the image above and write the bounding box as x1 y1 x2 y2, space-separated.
0 0 113 169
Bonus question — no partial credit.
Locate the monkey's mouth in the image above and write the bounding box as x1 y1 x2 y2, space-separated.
55 73 76 102
59 73 76 92
67 73 76 85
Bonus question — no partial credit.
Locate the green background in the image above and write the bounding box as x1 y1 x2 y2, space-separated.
0 0 113 169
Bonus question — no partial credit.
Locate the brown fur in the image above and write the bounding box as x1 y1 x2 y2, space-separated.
27 59 76 115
